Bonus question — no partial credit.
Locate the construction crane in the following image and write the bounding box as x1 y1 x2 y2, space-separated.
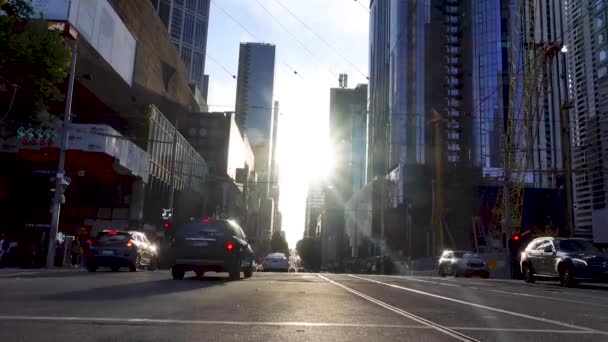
487 0 564 247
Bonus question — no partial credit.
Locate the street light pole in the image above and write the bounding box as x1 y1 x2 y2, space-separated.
46 43 77 268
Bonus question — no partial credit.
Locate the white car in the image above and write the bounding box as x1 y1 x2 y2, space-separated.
262 253 290 272
438 250 490 278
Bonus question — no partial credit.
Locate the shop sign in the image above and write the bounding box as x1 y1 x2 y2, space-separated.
17 127 59 146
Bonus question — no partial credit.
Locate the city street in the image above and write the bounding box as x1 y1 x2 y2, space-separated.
1 270 607 341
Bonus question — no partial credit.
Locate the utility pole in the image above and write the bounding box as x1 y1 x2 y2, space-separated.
560 100 574 237
46 43 77 268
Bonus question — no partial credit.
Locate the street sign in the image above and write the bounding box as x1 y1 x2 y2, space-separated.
161 208 173 220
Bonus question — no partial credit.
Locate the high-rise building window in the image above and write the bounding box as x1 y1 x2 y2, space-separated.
171 7 183 41
600 49 607 62
596 15 605 29
599 32 605 45
158 0 171 27
183 13 194 45
599 66 608 78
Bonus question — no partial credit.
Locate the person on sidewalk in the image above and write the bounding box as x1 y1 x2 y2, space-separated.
71 239 83 268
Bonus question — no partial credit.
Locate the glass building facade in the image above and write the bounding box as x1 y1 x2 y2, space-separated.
151 0 210 92
368 0 391 181
235 43 276 186
388 0 428 167
471 0 508 169
566 0 608 240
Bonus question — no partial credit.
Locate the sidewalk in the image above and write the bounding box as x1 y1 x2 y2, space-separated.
0 267 82 278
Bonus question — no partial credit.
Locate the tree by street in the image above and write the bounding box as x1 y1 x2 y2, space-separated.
270 231 289 257
0 0 71 123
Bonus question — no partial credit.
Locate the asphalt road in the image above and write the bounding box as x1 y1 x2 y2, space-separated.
1 269 607 341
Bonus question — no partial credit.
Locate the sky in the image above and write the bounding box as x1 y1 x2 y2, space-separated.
205 0 370 247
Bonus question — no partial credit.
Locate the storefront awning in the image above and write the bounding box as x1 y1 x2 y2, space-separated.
0 124 150 182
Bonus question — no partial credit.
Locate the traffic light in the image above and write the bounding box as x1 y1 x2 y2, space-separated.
163 221 171 229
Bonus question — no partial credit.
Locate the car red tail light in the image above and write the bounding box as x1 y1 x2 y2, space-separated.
226 242 234 251
108 231 118 236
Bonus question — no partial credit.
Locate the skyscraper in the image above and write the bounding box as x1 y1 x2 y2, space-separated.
151 0 210 95
235 43 277 184
368 0 390 181
565 0 608 242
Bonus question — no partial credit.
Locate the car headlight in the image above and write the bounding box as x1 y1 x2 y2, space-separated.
572 258 587 266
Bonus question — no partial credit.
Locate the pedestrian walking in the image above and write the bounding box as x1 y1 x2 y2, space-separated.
71 239 83 268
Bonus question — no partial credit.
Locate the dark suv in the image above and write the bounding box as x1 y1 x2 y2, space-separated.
520 237 608 287
169 219 255 281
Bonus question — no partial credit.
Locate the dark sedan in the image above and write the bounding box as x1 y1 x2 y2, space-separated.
86 231 159 272
520 237 608 287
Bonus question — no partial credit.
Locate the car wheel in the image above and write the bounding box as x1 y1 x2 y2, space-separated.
438 266 446 277
111 266 120 272
481 272 489 279
229 257 241 281
87 264 98 272
172 267 185 280
244 260 254 278
523 263 535 283
148 257 158 271
452 266 459 277
130 254 141 272
560 265 577 287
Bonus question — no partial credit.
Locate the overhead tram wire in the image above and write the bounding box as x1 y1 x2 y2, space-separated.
252 0 340 80
351 0 370 12
207 55 236 79
271 0 368 80
210 0 302 78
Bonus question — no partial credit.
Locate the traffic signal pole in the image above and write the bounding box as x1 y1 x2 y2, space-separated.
46 43 77 268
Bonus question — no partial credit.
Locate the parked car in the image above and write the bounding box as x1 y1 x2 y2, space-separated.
520 237 608 287
438 250 490 278
261 252 290 272
87 230 159 272
169 218 255 281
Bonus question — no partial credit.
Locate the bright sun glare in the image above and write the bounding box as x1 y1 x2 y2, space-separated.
276 87 333 247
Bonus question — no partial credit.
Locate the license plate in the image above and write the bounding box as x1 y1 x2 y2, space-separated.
100 250 114 255
192 241 208 247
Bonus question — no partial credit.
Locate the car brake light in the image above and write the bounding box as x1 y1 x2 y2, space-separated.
126 241 134 247
202 218 211 223
108 231 118 236
226 242 234 251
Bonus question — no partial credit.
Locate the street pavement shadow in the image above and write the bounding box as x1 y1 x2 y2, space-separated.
45 276 228 301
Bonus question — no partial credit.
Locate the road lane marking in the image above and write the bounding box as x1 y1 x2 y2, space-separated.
0 315 426 329
386 275 608 308
317 274 480 342
485 288 608 308
0 315 601 335
349 274 608 336
387 276 459 286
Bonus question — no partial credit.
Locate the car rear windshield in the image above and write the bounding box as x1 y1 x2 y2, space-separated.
266 253 286 260
176 222 228 239
97 232 130 243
